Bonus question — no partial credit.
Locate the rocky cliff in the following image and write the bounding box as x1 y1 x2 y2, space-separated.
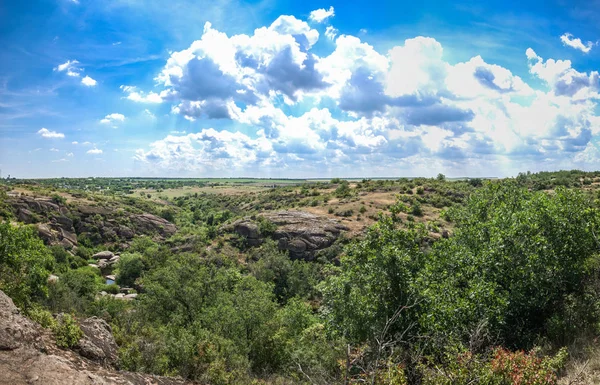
8 195 176 249
228 210 349 260
0 289 190 385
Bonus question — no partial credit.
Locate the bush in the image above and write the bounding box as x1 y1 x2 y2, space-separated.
53 313 83 348
411 202 423 216
0 223 53 309
116 253 145 287
27 305 57 329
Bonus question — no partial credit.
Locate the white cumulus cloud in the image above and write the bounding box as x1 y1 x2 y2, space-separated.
37 128 65 139
560 33 594 53
54 60 81 77
128 13 600 177
87 148 103 155
81 75 97 86
100 113 126 125
309 6 335 23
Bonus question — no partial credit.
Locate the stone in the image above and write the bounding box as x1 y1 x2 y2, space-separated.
47 274 59 283
0 290 189 384
77 317 119 367
0 290 45 351
229 211 349 260
92 251 114 260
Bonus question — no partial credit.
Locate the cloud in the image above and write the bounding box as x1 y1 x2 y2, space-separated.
527 48 599 99
144 109 156 119
325 26 338 40
81 76 97 86
37 128 65 138
560 33 594 53
309 6 335 23
66 152 74 157
50 148 59 152
100 113 126 125
120 85 162 103
52 158 68 163
54 60 81 77
71 141 78 144
87 148 103 155
128 13 600 177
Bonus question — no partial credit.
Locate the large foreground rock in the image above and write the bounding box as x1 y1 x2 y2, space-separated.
229 210 349 260
0 290 189 385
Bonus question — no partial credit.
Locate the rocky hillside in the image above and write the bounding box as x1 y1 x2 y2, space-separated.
228 210 349 260
7 195 176 250
0 289 190 385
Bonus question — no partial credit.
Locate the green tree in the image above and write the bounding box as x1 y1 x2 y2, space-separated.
321 216 427 344
116 252 145 287
0 223 53 309
419 182 600 348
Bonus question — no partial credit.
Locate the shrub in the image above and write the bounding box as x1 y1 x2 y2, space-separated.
0 223 53 309
411 202 423 216
416 187 424 195
116 253 145 287
53 313 83 348
490 347 567 385
27 305 57 329
359 205 367 214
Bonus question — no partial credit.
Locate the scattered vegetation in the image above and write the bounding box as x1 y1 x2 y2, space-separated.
2 170 600 383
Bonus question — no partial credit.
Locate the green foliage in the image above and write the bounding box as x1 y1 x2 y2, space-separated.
419 346 567 385
420 182 600 348
116 252 145 287
256 216 277 237
335 181 352 198
27 304 57 329
53 313 83 348
321 216 427 343
410 201 423 216
437 173 446 181
0 223 53 309
51 194 67 205
249 241 321 303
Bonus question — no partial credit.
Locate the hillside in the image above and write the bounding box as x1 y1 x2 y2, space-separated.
2 170 600 384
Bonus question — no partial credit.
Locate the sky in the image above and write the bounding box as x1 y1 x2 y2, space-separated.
1 0 600 178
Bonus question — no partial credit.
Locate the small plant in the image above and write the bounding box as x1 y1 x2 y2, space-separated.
359 205 367 214
53 313 83 348
27 305 57 329
328 207 334 214
411 202 423 216
416 186 424 195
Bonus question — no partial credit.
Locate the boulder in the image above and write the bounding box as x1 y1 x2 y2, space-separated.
17 208 35 223
0 288 190 384
47 274 59 284
77 317 119 367
130 213 177 237
36 224 57 245
92 251 114 260
230 211 349 260
117 226 135 239
0 290 45 351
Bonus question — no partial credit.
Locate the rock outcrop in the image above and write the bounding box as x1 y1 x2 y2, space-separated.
229 210 349 260
0 290 189 385
7 196 177 248
76 317 119 367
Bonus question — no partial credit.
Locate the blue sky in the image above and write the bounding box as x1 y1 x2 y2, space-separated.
1 0 599 178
